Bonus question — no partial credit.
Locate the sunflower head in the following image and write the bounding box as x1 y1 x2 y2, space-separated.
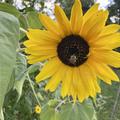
57 34 89 67
24 0 120 102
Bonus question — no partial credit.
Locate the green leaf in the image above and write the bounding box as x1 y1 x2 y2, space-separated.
97 81 120 120
40 100 97 120
14 53 27 101
0 3 27 41
27 63 40 74
40 106 60 120
15 53 27 79
48 99 59 107
26 11 42 29
0 11 19 110
6 69 15 93
0 3 20 18
19 15 28 40
59 100 97 120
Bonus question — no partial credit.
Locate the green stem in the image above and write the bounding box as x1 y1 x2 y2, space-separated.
110 84 120 120
27 73 41 107
20 27 27 33
55 100 66 111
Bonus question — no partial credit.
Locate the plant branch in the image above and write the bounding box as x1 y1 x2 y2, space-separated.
27 73 41 107
110 84 120 120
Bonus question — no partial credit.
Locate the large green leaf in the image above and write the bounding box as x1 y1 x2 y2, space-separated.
6 69 15 93
25 11 42 29
0 3 20 18
14 53 27 101
40 100 97 120
19 15 28 40
40 106 60 120
0 11 19 111
0 3 28 40
59 101 97 120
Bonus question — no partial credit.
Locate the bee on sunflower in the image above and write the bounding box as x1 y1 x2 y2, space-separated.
24 0 120 102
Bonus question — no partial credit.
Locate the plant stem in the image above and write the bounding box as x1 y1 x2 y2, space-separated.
55 100 66 111
27 73 41 107
20 27 27 33
110 84 120 120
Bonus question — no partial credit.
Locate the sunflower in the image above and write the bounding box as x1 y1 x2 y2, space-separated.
34 105 41 114
24 0 120 102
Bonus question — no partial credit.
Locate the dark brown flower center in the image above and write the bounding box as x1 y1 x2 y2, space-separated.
57 35 89 67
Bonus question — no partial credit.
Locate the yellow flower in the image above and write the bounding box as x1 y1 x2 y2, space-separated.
35 105 41 114
24 0 120 102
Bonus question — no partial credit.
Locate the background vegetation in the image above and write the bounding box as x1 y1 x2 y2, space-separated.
0 0 120 120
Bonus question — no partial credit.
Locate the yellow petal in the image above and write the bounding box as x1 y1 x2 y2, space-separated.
79 66 90 97
99 24 120 36
61 67 72 97
91 33 120 49
86 63 101 93
27 55 56 64
70 0 83 34
35 57 61 83
26 29 60 43
87 58 112 85
81 10 108 40
71 68 79 101
86 10 109 41
73 68 89 102
25 48 57 56
26 44 56 51
54 5 71 36
89 60 119 83
91 50 120 68
39 13 64 38
101 78 112 85
83 3 99 23
45 64 67 92
79 64 98 97
24 39 57 48
24 40 38 47
89 61 112 85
